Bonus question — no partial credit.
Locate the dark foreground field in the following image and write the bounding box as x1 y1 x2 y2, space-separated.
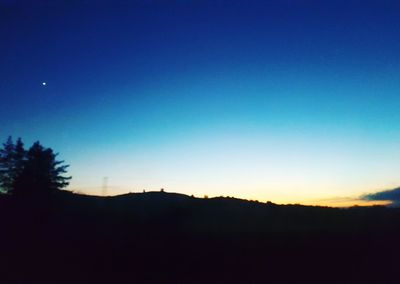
1 191 399 284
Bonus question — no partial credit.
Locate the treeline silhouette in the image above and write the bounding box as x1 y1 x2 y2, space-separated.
0 138 399 284
0 136 70 197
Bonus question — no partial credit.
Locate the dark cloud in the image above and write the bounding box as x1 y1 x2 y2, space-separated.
362 187 400 207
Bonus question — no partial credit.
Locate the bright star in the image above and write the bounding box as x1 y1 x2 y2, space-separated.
42 82 47 86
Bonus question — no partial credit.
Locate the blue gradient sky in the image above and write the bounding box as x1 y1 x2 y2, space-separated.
1 1 400 205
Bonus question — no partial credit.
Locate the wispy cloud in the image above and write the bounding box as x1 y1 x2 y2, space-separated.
362 187 400 207
304 196 389 207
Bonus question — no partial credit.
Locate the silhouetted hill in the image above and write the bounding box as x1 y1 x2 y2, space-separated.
43 190 400 234
0 191 399 284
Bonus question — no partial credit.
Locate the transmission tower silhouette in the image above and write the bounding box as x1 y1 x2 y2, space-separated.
102 177 108 196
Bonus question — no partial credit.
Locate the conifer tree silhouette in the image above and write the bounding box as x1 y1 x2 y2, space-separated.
0 136 16 193
14 138 26 171
13 141 71 197
0 136 28 194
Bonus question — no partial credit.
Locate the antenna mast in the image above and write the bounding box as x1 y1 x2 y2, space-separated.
102 177 108 196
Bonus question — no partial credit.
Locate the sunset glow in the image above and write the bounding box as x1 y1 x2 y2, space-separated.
2 1 400 206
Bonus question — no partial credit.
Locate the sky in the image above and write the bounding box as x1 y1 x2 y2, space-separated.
1 0 400 206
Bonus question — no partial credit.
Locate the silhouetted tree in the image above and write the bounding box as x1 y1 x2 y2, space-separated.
14 138 26 171
13 141 71 197
0 136 26 194
0 136 15 193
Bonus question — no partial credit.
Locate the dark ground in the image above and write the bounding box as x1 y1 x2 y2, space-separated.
0 191 399 284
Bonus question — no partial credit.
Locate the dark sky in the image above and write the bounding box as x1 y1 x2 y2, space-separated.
1 0 400 204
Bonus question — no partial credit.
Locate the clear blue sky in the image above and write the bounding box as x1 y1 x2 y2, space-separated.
1 0 400 205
